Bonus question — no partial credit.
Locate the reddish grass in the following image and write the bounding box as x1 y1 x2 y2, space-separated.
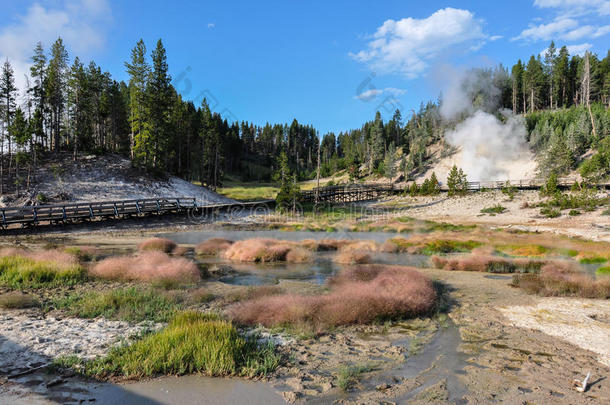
228 265 437 329
333 251 372 265
225 285 284 303
137 237 177 253
380 241 399 253
0 248 79 270
431 253 545 274
90 251 200 283
194 238 234 256
171 246 190 256
222 239 313 263
513 261 610 298
338 240 378 253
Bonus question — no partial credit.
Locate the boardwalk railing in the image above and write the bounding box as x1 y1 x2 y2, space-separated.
0 197 277 229
0 197 197 228
301 178 610 203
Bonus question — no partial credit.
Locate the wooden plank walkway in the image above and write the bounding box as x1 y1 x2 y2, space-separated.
0 198 275 229
301 178 610 203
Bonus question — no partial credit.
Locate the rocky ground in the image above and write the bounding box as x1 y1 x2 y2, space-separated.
373 190 610 242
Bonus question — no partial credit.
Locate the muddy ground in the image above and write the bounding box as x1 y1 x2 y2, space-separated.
0 221 609 404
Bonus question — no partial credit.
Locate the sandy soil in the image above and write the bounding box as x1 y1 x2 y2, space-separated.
373 190 610 241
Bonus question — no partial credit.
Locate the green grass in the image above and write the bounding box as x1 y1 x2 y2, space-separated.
72 312 280 378
418 240 482 255
480 204 507 215
0 256 85 289
54 287 182 323
215 180 280 201
336 363 373 392
579 256 608 264
420 221 477 233
596 266 610 276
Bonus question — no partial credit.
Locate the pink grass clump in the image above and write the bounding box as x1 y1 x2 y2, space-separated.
333 250 371 265
90 251 200 283
137 237 177 253
195 238 234 256
222 238 313 263
228 264 437 329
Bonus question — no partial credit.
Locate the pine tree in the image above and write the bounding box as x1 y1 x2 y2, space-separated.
544 41 557 109
447 165 468 196
125 39 149 162
46 37 69 151
511 60 524 114
369 111 384 173
384 143 397 183
0 59 18 194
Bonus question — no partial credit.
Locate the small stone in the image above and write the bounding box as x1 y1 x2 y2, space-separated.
282 391 302 403
376 383 391 391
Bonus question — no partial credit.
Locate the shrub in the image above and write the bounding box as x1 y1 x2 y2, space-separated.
85 312 280 378
138 238 177 253
540 206 560 218
55 287 181 323
90 252 200 284
333 250 372 265
189 287 216 304
229 265 437 330
579 256 608 264
195 238 234 256
447 165 468 197
568 209 581 216
222 239 313 263
0 292 39 309
480 205 507 215
501 181 517 200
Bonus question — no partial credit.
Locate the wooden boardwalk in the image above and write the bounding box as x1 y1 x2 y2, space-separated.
0 197 274 229
301 178 610 203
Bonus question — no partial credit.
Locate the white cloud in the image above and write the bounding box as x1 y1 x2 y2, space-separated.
489 35 503 41
514 0 610 44
207 23 215 28
0 0 112 99
534 0 610 16
354 87 407 101
350 8 489 78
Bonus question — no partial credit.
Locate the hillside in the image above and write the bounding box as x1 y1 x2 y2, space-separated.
0 153 233 208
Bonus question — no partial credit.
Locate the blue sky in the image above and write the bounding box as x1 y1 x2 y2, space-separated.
1 0 609 135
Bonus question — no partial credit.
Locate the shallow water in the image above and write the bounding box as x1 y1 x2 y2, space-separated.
90 375 286 405
159 229 406 244
197 251 430 286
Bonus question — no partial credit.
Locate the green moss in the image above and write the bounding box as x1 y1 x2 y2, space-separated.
0 256 85 289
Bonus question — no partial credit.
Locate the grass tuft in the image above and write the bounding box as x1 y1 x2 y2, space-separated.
195 238 234 256
337 363 372 392
480 204 507 215
0 255 85 289
54 287 182 323
90 252 201 284
229 265 436 331
83 311 280 378
138 238 177 253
